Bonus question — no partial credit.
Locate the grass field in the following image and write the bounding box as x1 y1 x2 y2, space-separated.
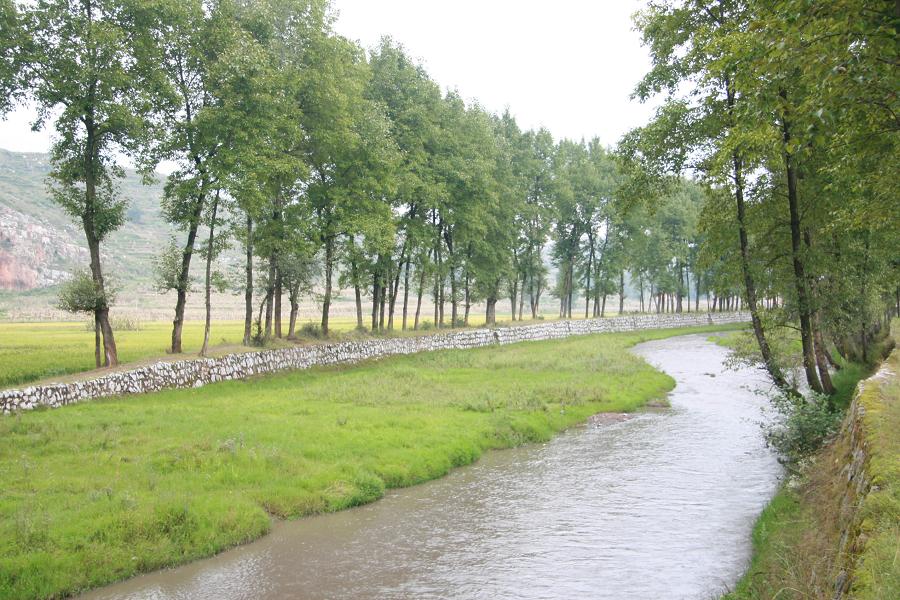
0 314 568 389
0 324 740 600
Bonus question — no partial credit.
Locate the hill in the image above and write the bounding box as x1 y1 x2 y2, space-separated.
0 148 175 292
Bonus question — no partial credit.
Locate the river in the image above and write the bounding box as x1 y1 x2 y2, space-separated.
82 333 782 600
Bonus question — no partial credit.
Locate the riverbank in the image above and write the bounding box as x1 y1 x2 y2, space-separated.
1 312 731 390
722 324 899 599
2 312 748 413
0 323 742 600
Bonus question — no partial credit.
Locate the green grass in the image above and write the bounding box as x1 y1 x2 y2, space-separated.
0 320 252 388
0 324 739 599
0 314 568 389
851 339 900 599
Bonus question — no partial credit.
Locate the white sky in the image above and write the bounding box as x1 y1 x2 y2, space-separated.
0 0 657 154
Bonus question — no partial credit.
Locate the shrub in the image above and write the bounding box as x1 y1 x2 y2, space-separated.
763 391 842 465
299 322 323 339
57 270 114 315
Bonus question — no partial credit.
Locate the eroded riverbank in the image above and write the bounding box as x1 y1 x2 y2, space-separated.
81 334 781 600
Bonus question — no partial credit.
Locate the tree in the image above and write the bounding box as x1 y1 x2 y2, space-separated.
152 0 235 354
299 32 398 336
627 0 793 391
0 0 24 115
366 38 442 331
20 0 160 367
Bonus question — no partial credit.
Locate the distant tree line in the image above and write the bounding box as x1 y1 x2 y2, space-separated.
1 0 723 367
624 0 899 400
2 0 895 394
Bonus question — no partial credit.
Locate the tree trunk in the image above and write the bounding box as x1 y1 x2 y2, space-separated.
519 274 526 321
510 272 519 321
695 273 700 312
415 265 425 330
320 235 334 336
83 121 118 366
379 268 387 331
354 281 363 330
93 314 101 368
388 253 405 331
371 271 380 331
813 317 835 396
803 230 835 396
450 268 458 328
720 77 792 390
402 261 411 330
288 299 299 338
464 269 471 326
264 253 276 339
243 216 253 346
171 199 204 354
676 262 683 313
486 297 497 326
619 270 625 315
200 190 219 357
274 271 282 338
780 93 824 394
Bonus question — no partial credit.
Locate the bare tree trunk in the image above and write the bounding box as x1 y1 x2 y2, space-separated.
619 270 625 315
354 281 363 330
450 268 458 328
676 262 684 313
200 190 220 357
371 271 380 332
288 297 299 338
415 265 425 330
320 235 334 337
519 273 526 320
274 271 282 338
780 92 823 394
94 314 101 368
264 253 275 339
379 267 387 331
813 317 835 395
171 199 204 354
464 268 471 326
486 297 497 326
243 216 253 346
401 260 411 330
686 270 691 313
695 273 700 312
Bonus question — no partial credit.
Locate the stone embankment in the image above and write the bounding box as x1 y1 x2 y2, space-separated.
1 311 749 414
831 339 898 598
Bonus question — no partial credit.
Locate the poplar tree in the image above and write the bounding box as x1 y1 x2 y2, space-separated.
19 0 159 367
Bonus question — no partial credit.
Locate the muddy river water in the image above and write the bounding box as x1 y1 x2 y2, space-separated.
83 333 782 600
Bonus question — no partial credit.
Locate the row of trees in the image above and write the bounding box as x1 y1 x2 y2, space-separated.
624 0 899 399
2 0 727 367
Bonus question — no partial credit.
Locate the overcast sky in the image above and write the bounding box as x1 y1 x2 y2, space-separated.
0 0 656 154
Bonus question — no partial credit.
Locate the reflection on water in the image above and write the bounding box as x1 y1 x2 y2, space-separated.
83 334 781 600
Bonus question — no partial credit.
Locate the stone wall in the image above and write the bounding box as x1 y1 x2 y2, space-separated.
1 311 749 414
831 340 898 597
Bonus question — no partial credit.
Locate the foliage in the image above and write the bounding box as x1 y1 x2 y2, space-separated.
56 271 114 315
763 391 842 465
152 237 190 294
